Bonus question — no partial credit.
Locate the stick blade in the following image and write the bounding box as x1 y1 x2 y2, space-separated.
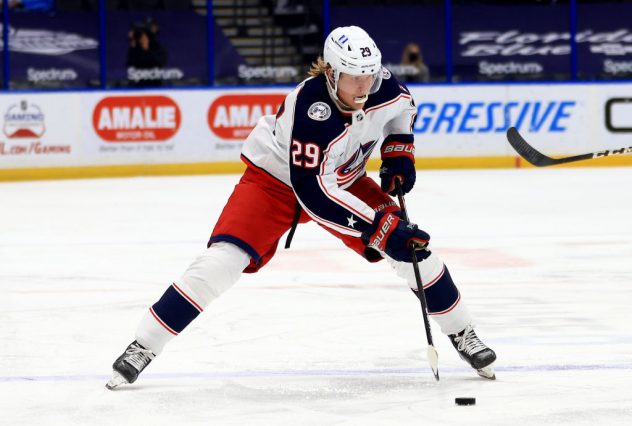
506 127 556 167
427 345 440 381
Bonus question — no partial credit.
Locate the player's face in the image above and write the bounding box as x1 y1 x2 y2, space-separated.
335 72 376 109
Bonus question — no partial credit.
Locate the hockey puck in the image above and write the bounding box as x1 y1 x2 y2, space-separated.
455 397 476 406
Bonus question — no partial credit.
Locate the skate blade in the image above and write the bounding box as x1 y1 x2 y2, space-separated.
476 365 496 380
105 370 129 390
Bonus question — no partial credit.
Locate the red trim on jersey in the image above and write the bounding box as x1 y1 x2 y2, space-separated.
316 175 372 224
341 111 354 117
429 292 461 316
311 126 372 226
172 283 203 313
300 202 361 235
149 307 178 335
294 124 371 231
318 127 350 175
365 94 411 114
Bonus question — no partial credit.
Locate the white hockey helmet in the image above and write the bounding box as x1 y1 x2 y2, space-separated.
323 26 383 103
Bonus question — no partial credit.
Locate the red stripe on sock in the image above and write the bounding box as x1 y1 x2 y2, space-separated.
423 265 445 290
149 307 178 336
172 283 203 312
428 292 461 316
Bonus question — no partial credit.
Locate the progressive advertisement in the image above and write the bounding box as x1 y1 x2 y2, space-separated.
1 82 631 178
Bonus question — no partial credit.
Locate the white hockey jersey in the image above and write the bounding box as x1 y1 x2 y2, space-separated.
241 69 417 238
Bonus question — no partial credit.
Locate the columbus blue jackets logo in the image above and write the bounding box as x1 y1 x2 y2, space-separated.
336 140 377 184
308 102 331 121
382 67 392 80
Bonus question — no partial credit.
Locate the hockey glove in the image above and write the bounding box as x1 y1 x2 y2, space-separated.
379 141 416 196
361 212 430 263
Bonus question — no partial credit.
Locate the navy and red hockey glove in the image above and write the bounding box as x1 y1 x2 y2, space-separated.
379 140 416 196
361 212 430 263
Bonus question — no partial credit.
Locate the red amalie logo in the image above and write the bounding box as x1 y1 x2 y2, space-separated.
208 94 286 139
93 96 181 142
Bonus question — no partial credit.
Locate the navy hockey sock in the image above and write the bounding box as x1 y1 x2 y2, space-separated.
149 283 203 335
416 265 460 315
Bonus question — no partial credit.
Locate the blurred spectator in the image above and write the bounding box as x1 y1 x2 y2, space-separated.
400 42 430 83
126 19 167 87
55 0 97 11
274 0 305 14
0 0 53 11
0 0 18 8
116 0 163 9
113 0 191 10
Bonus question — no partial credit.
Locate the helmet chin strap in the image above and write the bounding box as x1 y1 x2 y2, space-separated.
325 72 342 103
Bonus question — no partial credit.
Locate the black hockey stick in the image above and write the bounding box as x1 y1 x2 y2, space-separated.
394 179 440 382
507 127 632 167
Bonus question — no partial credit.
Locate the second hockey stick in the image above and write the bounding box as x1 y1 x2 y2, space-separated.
507 126 632 167
394 179 440 382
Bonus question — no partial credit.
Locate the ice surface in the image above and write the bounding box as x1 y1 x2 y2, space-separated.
1 168 631 425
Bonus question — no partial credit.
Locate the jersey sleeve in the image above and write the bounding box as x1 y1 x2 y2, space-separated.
289 119 375 237
382 81 417 145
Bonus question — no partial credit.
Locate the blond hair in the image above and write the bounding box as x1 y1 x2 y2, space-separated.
308 56 330 77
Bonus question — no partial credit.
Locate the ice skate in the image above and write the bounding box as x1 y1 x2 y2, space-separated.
105 341 155 390
449 325 497 380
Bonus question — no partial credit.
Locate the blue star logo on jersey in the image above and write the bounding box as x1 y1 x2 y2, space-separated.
347 215 357 228
339 140 377 175
360 140 377 156
335 140 379 185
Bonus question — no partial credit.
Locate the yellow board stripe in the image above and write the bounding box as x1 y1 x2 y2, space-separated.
0 162 247 182
369 155 632 170
1 156 632 182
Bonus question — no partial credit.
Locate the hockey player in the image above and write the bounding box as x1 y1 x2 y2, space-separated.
106 26 496 390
